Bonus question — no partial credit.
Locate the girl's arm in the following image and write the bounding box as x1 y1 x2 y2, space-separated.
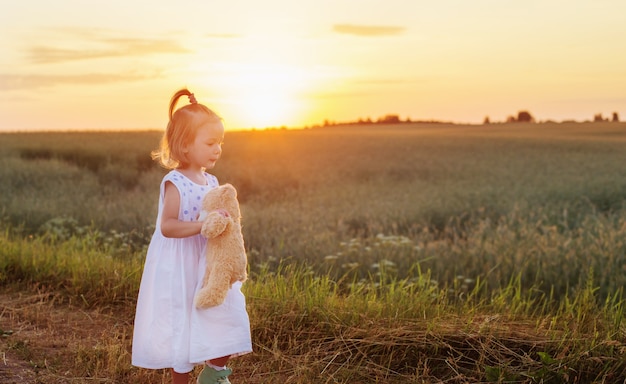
160 181 203 238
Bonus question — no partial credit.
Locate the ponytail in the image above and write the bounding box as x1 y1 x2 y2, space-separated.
168 88 197 121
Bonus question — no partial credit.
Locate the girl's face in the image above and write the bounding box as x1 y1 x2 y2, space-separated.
184 120 225 170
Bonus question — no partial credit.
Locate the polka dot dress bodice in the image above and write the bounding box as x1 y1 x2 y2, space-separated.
165 170 219 221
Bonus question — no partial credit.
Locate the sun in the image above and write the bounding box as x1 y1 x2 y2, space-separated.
197 61 315 129
228 63 309 128
238 90 292 128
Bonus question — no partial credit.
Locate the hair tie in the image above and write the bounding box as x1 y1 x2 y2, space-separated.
189 93 198 104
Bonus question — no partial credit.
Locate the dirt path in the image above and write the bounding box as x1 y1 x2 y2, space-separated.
0 349 36 384
0 291 131 384
1 291 271 384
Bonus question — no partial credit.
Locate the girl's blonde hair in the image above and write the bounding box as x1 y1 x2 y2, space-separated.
152 88 222 169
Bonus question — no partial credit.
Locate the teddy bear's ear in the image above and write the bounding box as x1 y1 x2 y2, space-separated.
224 183 237 196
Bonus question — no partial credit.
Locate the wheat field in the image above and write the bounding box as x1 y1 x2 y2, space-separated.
1 122 626 382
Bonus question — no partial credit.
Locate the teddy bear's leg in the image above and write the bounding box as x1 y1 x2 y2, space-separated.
226 249 247 284
202 264 212 287
235 255 248 283
194 268 233 309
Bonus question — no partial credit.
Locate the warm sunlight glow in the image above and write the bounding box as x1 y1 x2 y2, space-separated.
199 62 316 129
231 64 300 128
238 90 293 128
3 1 626 131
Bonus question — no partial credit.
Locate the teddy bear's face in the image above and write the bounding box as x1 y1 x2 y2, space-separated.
202 184 240 219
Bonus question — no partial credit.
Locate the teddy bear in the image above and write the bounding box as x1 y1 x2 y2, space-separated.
194 183 247 309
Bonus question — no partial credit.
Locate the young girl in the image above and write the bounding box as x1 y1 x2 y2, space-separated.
132 88 252 384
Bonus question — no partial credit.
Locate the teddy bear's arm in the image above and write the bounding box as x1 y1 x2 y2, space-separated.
201 211 232 238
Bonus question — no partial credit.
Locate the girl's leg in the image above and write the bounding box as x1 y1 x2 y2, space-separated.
172 369 189 384
208 355 230 367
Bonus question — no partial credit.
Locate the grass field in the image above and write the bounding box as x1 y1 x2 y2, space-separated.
1 122 626 383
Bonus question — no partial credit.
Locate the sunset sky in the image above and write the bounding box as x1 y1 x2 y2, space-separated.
1 0 625 131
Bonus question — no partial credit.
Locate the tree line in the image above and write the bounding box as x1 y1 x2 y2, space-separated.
313 111 622 128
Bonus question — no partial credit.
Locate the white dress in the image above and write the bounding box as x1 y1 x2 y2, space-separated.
132 170 252 374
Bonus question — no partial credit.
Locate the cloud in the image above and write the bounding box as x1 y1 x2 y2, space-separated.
28 39 190 64
205 33 243 39
333 24 406 37
353 78 423 85
0 71 158 91
24 28 191 64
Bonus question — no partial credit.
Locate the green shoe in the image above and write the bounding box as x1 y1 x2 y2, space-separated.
196 366 233 384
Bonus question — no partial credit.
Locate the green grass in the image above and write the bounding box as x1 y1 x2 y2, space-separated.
3 123 626 297
2 122 626 382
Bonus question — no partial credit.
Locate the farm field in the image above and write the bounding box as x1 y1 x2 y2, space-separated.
1 122 626 383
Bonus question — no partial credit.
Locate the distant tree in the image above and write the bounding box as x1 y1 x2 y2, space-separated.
594 113 606 122
612 112 620 122
377 114 401 124
483 116 490 125
506 115 517 123
517 110 535 123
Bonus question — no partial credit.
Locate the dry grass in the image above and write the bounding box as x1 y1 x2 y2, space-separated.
2 286 625 383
